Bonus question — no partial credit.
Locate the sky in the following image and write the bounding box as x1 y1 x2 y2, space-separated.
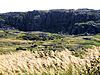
0 0 100 13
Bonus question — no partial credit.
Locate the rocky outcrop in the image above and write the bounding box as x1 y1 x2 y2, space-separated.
71 21 100 35
0 9 100 35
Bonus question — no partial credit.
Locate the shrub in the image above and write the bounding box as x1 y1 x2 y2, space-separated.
16 47 26 51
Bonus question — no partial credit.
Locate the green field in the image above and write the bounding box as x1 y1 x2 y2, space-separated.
0 30 100 57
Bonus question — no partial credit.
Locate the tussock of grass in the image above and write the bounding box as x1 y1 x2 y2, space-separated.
0 47 99 75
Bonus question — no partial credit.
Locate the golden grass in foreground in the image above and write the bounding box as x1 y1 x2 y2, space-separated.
0 47 99 75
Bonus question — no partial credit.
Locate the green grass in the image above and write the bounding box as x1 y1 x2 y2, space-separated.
0 30 100 57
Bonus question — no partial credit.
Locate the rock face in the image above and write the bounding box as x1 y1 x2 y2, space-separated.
0 9 100 34
71 21 100 35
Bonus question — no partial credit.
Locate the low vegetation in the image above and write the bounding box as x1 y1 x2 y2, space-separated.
0 30 100 74
0 47 99 75
0 30 100 56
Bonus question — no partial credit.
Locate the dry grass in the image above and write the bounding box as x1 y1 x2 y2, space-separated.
0 38 32 43
0 47 99 75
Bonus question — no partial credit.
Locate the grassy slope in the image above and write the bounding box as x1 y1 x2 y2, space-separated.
0 30 100 75
0 30 100 56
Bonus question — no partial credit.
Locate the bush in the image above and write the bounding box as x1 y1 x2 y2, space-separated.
16 47 26 51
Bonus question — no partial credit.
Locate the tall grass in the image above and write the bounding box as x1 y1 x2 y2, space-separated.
0 47 99 75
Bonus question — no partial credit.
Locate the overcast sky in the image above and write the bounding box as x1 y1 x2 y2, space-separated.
0 0 100 13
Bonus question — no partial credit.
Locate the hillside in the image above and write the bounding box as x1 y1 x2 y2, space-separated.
0 27 99 75
0 30 99 55
0 9 100 35
0 9 100 75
